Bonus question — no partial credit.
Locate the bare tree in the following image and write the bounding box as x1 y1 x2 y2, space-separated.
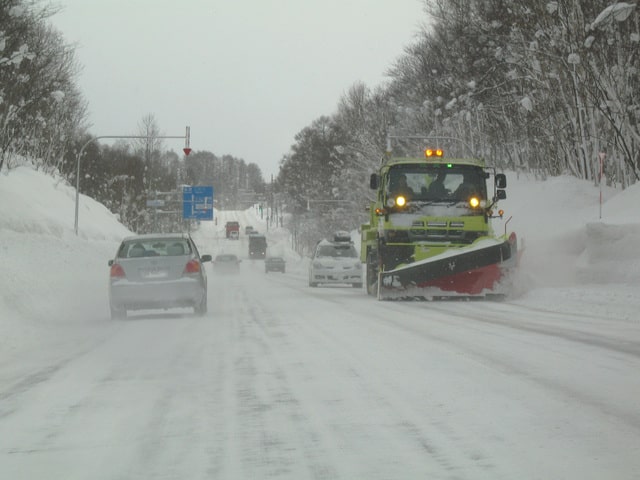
132 113 164 192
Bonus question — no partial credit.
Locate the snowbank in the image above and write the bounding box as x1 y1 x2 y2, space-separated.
508 173 640 286
0 166 130 241
0 167 132 356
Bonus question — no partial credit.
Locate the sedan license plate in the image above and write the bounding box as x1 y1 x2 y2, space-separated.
139 266 169 279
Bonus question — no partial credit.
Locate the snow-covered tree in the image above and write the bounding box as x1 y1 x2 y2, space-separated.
0 0 86 172
383 0 639 183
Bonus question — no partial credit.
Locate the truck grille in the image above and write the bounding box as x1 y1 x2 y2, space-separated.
408 228 486 243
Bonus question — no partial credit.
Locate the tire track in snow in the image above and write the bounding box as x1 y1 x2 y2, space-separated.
232 272 506 479
428 300 640 359
226 284 344 479
371 300 640 433
283 301 505 479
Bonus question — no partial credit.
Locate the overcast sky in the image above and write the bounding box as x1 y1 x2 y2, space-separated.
51 0 426 179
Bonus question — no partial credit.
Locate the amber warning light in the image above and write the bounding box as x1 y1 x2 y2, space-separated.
425 148 444 158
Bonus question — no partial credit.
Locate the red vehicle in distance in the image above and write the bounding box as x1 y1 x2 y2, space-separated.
225 221 240 239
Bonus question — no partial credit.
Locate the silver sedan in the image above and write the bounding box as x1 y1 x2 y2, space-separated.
108 233 211 319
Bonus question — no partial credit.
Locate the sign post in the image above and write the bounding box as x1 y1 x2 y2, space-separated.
598 151 606 219
183 126 192 156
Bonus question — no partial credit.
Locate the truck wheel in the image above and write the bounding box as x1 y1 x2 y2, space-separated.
366 252 378 296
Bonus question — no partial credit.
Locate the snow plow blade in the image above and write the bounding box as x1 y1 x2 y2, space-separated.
378 235 517 300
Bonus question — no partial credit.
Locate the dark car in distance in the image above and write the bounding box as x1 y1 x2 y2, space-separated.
265 256 286 273
108 233 211 319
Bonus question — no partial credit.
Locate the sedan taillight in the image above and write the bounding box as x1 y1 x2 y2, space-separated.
183 259 201 274
110 263 126 279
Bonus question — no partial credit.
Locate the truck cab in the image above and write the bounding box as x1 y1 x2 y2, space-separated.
248 234 267 259
361 147 514 299
225 221 240 239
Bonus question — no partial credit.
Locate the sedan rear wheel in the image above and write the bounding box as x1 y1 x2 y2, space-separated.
194 293 207 317
110 304 126 320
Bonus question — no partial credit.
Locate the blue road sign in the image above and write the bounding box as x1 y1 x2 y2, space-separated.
182 185 214 220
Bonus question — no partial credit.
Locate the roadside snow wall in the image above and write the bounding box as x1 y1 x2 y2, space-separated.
577 222 640 283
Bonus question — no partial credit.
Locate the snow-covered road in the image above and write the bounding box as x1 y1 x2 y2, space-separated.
2 252 639 479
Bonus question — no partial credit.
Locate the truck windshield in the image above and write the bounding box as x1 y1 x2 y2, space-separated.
387 166 486 202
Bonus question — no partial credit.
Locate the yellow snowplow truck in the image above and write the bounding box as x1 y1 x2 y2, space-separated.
361 146 517 300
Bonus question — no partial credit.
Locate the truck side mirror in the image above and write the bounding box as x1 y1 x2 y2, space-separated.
370 173 379 189
495 173 507 189
496 189 507 200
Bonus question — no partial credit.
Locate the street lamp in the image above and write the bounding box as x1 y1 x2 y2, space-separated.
74 128 190 235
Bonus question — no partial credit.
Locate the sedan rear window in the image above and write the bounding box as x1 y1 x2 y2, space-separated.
120 239 192 258
316 244 357 258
